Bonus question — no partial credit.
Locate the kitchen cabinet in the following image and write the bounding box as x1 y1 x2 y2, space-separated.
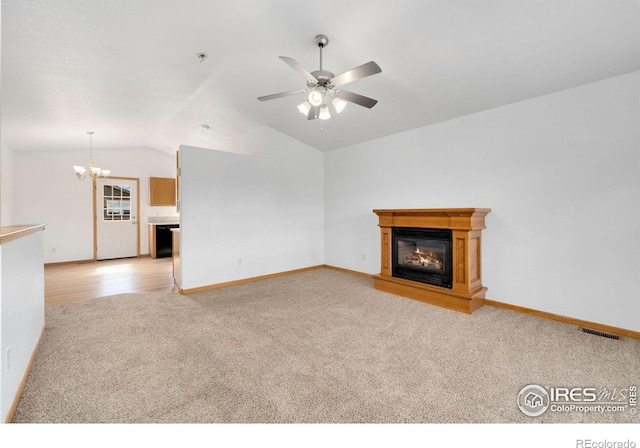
149 177 176 206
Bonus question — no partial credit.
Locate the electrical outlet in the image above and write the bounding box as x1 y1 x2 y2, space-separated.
5 346 10 371
237 258 243 266
362 253 367 261
51 247 56 253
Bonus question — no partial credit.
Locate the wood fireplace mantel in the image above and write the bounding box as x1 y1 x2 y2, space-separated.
373 208 490 314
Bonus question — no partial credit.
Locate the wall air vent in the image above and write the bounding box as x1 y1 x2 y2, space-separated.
580 328 620 340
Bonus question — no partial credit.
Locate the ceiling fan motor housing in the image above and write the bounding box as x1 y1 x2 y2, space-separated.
308 70 335 89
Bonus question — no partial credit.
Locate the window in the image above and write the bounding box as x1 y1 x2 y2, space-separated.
103 185 131 221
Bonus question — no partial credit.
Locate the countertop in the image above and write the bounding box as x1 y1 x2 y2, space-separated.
147 222 180 226
0 224 46 245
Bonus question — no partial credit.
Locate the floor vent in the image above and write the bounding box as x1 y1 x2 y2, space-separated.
580 328 619 340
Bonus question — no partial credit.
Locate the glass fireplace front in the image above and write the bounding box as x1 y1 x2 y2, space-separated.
392 227 452 288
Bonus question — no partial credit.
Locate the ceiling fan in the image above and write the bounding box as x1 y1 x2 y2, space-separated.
257 34 381 120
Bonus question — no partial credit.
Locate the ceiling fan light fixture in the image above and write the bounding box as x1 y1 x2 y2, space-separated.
332 96 347 113
319 104 331 120
308 89 324 107
297 100 312 115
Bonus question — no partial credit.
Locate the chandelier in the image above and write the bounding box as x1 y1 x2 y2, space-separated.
73 131 110 181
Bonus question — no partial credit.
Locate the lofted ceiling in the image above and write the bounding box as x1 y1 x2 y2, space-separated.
2 0 639 154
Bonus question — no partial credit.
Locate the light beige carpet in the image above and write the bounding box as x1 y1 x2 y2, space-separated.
12 269 640 423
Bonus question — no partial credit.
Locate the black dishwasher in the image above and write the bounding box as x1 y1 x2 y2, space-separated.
155 224 179 258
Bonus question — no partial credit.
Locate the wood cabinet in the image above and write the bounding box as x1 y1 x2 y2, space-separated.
148 225 158 259
149 177 176 206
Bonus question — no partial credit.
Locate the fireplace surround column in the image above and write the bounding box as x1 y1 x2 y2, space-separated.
373 208 491 314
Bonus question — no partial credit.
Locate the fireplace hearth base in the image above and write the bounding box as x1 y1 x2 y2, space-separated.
373 274 486 314
373 208 490 314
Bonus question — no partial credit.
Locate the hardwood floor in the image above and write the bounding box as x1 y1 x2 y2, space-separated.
45 257 178 306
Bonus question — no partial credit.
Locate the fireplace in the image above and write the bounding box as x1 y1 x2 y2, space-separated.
392 227 452 288
373 208 490 314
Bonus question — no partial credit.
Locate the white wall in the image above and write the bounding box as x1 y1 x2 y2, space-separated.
325 71 640 332
13 147 177 263
0 228 45 422
180 127 324 290
0 143 14 226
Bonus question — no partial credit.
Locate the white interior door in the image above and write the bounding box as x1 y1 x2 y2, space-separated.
95 178 138 260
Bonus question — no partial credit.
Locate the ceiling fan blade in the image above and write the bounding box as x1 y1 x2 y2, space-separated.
330 61 381 88
279 56 318 85
307 105 319 120
257 88 306 102
335 90 378 109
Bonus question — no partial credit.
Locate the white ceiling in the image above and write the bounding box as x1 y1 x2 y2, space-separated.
2 0 639 154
